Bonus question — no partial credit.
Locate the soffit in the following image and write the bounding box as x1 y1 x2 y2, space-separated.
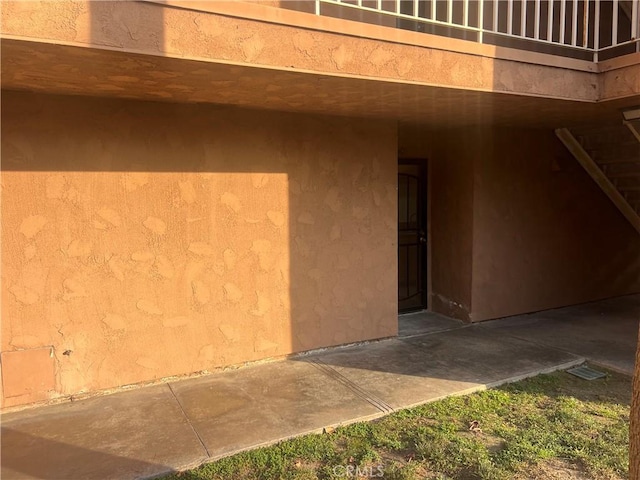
2 39 638 129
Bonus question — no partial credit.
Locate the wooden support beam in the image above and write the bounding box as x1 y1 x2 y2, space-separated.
624 120 640 144
555 128 640 235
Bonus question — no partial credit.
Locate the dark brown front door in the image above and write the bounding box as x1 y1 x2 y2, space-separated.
398 161 427 313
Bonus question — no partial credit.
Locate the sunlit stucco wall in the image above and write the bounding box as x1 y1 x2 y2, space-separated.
1 91 398 408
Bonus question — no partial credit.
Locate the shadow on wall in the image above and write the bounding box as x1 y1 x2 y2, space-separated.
398 121 640 323
1 1 392 409
1 92 398 405
2 4 396 475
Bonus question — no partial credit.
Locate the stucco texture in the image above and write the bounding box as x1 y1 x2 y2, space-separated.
3 0 638 132
1 91 398 408
1 0 620 103
400 126 640 322
470 128 640 321
399 129 475 321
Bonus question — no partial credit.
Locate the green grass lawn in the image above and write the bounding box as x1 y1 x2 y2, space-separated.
166 367 631 480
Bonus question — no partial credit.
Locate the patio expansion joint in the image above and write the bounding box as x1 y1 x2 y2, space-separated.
166 382 212 459
309 359 395 414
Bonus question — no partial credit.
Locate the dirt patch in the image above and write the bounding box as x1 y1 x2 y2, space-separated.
515 459 621 480
554 369 631 406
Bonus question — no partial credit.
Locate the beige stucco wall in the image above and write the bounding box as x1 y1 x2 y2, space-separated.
1 91 398 408
400 126 640 322
470 128 640 321
399 129 475 321
1 0 610 104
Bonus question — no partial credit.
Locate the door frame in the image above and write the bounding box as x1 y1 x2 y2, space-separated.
398 158 430 313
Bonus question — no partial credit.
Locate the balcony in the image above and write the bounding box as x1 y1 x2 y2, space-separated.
302 0 640 61
1 0 638 129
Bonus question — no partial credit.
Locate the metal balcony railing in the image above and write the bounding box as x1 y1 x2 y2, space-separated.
313 0 640 62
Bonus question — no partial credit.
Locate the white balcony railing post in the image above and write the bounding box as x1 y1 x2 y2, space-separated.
633 0 639 41
612 0 619 46
479 0 485 42
534 0 541 40
547 0 554 41
559 0 566 43
571 0 578 46
464 0 470 27
594 0 600 60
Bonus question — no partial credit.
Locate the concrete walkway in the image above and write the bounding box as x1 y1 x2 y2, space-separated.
2 295 638 480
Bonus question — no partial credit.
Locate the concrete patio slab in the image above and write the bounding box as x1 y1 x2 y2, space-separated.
480 294 640 375
398 311 466 337
168 360 382 460
2 295 636 480
1 384 206 480
300 326 584 410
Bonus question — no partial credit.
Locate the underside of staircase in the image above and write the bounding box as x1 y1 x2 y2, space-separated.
556 115 640 235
